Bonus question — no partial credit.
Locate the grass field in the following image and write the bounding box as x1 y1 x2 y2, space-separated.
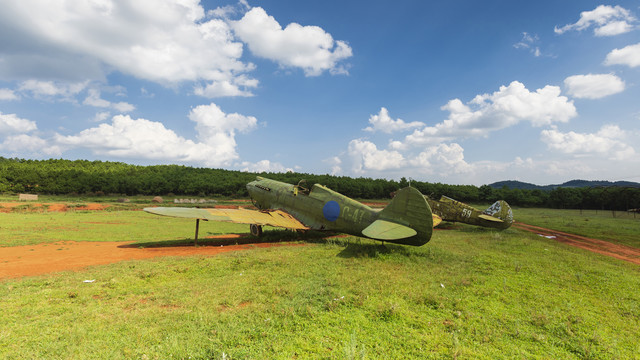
514 207 640 248
0 211 249 247
1 205 639 358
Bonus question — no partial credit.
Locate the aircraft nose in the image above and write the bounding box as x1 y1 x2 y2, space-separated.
246 181 256 193
246 180 261 197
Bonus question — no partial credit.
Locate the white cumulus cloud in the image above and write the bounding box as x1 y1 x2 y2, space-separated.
564 73 625 99
555 5 636 37
83 89 135 113
54 103 258 166
595 20 635 36
194 79 256 98
239 160 293 173
348 139 404 173
0 134 62 156
323 156 343 175
83 89 111 108
363 107 423 134
604 43 640 68
0 0 256 97
92 111 111 123
189 102 257 160
409 143 472 175
54 116 202 161
0 88 18 100
403 81 576 146
0 112 37 133
18 80 88 99
231 7 352 76
112 101 136 113
541 125 635 160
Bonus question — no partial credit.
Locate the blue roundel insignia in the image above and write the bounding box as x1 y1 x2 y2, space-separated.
323 201 340 222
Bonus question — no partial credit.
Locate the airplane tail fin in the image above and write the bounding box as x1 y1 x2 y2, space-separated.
363 187 434 246
483 200 514 227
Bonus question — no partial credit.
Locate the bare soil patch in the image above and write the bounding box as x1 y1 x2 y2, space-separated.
0 237 304 279
47 203 67 212
362 202 387 208
0 202 109 212
514 222 640 265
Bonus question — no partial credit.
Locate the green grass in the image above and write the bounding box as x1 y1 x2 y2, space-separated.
514 207 640 248
0 211 249 247
1 210 639 358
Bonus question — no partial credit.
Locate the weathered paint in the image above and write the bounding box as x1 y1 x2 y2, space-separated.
247 177 435 246
144 207 309 230
145 177 438 246
425 195 513 230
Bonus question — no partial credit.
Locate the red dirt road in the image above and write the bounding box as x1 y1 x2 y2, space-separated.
0 236 303 279
2 221 636 279
513 222 640 265
0 202 109 212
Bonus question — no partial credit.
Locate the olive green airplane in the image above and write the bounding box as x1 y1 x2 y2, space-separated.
145 177 442 246
425 195 513 230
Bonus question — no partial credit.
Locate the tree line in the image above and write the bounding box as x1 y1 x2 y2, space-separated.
1 157 639 211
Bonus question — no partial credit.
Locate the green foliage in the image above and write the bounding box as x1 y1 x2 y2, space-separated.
2 157 640 210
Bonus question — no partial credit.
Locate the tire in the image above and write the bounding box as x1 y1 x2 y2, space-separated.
250 224 263 237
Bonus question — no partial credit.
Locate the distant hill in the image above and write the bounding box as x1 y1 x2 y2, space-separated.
488 180 542 190
489 179 640 190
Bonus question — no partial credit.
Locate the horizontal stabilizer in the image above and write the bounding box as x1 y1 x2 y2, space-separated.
478 214 504 223
362 219 417 240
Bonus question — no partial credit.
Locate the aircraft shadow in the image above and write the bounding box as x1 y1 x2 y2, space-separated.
121 230 418 259
120 230 333 249
333 240 414 258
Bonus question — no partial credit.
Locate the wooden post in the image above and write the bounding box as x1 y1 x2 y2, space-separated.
194 219 200 246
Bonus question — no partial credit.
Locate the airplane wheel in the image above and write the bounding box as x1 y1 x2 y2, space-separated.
250 224 263 237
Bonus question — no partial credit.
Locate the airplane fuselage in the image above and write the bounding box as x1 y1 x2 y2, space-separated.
247 177 435 246
246 177 376 235
146 176 434 246
426 196 513 230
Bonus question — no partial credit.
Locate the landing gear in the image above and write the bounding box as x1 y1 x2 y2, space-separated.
250 224 263 237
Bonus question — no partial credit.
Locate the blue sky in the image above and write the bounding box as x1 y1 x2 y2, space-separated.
1 1 639 185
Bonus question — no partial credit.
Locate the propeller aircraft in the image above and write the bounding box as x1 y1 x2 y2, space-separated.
425 195 513 230
145 177 442 246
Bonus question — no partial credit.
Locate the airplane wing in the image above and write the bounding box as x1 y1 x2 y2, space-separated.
143 207 309 230
478 214 504 223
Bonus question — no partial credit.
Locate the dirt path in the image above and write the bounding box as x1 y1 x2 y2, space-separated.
0 236 304 279
513 222 640 265
3 222 636 279
0 202 109 212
